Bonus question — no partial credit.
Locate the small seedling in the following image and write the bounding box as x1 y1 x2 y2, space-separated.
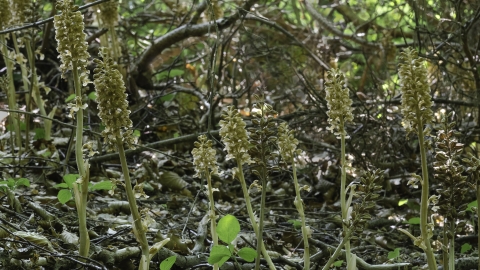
208 214 257 267
0 177 30 192
55 174 113 204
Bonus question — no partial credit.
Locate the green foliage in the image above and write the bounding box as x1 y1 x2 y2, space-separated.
0 177 30 192
88 91 97 101
404 217 420 225
287 219 302 230
156 69 184 81
34 128 45 140
398 198 408 206
333 260 343 267
460 243 472 254
217 214 240 243
466 200 477 212
55 174 113 204
65 94 75 102
208 214 258 267
159 256 176 270
388 248 401 260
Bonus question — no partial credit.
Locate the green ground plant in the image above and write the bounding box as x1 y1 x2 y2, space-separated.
208 214 257 267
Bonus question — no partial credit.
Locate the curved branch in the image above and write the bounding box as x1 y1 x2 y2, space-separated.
134 0 257 88
302 0 381 49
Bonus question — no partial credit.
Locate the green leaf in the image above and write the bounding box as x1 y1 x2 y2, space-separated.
404 217 420 225
161 93 175 102
388 248 400 259
398 198 408 206
5 179 15 188
57 189 72 204
208 245 231 267
237 247 257 262
54 183 69 189
287 219 302 230
466 200 477 212
16 178 30 187
461 243 472 254
34 128 45 140
91 181 113 191
333 260 343 267
159 255 176 270
63 174 79 188
65 94 76 102
88 92 97 101
156 69 184 81
133 129 141 137
217 214 240 243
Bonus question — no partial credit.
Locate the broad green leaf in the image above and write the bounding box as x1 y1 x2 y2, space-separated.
57 189 72 204
88 92 97 101
404 217 420 225
159 255 176 270
63 174 79 188
398 199 408 206
16 178 30 187
388 248 400 259
237 247 257 262
161 93 175 102
156 69 184 81
34 128 45 140
466 200 477 212
208 245 231 266
91 181 113 191
333 260 343 267
65 94 76 102
287 219 302 230
54 183 69 189
461 243 472 254
133 129 141 137
217 214 240 243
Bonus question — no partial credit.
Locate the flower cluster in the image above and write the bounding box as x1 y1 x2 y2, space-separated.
398 48 434 135
192 135 219 178
53 0 90 85
219 106 253 165
0 0 11 30
277 122 300 162
324 68 354 138
98 0 119 27
12 0 33 25
93 48 135 152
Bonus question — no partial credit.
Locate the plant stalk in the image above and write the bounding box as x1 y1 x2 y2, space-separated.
72 62 90 259
1 35 22 150
416 114 437 270
292 162 310 269
321 229 351 270
236 161 275 270
205 169 219 270
477 171 480 270
116 134 150 270
340 119 352 267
